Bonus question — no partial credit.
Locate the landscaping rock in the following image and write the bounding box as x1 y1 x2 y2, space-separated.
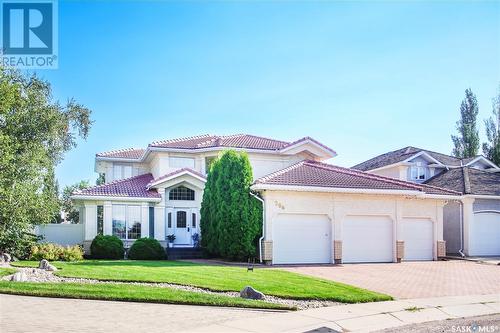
39 259 50 270
0 253 11 263
46 264 58 271
39 259 57 271
10 271 27 282
240 286 264 300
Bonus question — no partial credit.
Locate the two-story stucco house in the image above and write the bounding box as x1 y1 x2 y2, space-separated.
72 135 460 264
352 146 500 257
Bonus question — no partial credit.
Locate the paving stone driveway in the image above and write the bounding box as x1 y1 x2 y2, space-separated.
283 260 500 299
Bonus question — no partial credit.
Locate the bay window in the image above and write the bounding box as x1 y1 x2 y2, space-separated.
112 205 141 240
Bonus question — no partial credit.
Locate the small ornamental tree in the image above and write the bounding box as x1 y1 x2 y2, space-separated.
200 150 262 260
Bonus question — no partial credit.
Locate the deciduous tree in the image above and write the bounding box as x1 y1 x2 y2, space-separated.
0 67 92 257
452 88 480 158
482 85 500 165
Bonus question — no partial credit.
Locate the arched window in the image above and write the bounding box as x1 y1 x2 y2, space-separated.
169 186 195 201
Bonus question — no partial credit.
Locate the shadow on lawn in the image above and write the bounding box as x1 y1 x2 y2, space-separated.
68 260 207 268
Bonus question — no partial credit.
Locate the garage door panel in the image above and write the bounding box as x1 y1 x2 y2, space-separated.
342 216 393 263
401 218 434 261
470 212 500 256
273 214 332 264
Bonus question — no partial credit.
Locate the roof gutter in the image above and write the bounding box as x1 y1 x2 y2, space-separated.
71 195 162 203
251 184 424 196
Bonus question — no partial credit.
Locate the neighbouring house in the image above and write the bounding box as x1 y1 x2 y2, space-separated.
72 135 460 264
352 146 500 257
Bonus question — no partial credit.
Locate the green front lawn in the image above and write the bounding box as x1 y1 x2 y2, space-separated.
0 267 16 277
12 260 391 303
0 281 290 309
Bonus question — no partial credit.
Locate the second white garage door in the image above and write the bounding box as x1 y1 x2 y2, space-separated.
273 214 332 264
401 218 434 261
470 212 500 256
343 216 393 263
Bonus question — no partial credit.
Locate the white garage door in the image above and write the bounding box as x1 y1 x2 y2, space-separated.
470 212 500 256
401 219 434 261
343 216 393 263
273 214 332 264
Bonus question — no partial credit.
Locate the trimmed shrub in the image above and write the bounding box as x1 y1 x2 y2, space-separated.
30 243 83 261
90 235 124 259
128 238 165 260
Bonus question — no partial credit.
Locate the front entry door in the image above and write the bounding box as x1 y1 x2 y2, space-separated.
175 210 191 245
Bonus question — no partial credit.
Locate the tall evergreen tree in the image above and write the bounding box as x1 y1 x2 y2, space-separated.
482 85 500 166
451 88 480 158
200 150 262 260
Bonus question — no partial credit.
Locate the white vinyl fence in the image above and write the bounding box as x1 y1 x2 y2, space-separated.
35 224 85 246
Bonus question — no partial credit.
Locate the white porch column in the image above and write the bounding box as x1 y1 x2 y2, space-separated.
154 189 166 241
103 202 112 236
84 203 97 240
462 197 475 255
141 203 149 238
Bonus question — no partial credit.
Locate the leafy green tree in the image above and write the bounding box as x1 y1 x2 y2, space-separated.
61 180 90 223
96 173 105 185
482 86 500 165
200 150 262 260
452 88 480 158
0 67 92 257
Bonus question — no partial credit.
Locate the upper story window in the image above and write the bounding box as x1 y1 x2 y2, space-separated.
169 186 195 201
169 157 195 169
410 161 427 181
113 164 132 180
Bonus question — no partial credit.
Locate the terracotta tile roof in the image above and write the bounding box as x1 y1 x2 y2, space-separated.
352 146 473 171
255 160 459 195
96 148 145 159
73 174 160 199
150 134 290 151
147 168 206 188
425 167 500 196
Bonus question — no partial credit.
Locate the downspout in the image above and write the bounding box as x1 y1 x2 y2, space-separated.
458 200 465 258
250 192 265 263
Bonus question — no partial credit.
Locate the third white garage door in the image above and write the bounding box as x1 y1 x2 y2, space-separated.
342 216 393 263
273 214 332 264
401 218 434 261
470 212 500 256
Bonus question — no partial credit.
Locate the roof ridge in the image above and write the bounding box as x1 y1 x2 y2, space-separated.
150 134 213 146
304 160 426 192
255 160 307 183
96 147 144 157
75 173 152 194
463 166 471 194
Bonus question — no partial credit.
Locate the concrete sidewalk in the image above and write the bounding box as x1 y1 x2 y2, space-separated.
194 293 500 333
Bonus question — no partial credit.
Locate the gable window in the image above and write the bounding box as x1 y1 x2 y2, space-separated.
112 205 141 240
113 164 132 180
410 162 427 181
169 157 195 169
169 186 195 201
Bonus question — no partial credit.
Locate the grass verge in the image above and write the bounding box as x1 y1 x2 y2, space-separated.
13 260 391 303
0 281 292 310
0 267 16 277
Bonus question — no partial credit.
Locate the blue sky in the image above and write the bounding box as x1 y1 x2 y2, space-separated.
35 1 500 188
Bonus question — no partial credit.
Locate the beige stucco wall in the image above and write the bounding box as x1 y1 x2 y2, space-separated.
261 190 446 264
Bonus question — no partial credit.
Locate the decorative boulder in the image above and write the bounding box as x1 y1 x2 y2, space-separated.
240 286 264 300
46 264 58 271
10 271 27 282
0 253 11 263
39 259 50 270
